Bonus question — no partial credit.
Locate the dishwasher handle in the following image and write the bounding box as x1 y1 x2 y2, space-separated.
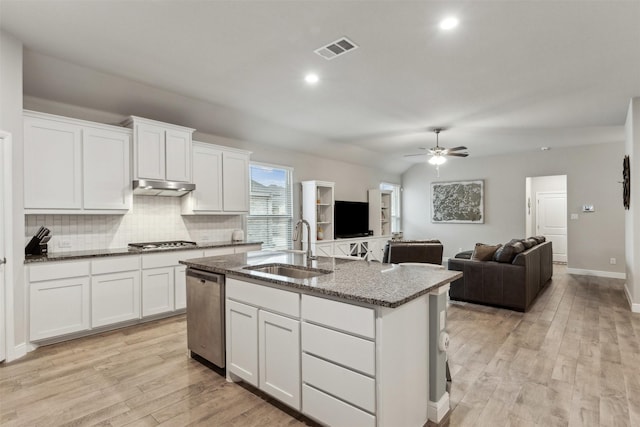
186 268 223 284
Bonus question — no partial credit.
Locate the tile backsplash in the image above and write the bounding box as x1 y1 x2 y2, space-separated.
25 196 244 253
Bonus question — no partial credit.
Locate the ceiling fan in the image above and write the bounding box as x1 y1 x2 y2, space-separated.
404 128 468 175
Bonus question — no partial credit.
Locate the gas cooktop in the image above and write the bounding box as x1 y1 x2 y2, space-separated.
128 240 197 251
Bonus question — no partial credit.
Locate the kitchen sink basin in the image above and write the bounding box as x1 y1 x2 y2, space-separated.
243 263 331 279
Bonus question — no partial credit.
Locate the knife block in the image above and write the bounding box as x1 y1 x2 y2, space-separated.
25 238 48 257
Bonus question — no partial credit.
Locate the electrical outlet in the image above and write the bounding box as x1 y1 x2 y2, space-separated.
610 258 616 265
201 235 211 241
58 240 72 248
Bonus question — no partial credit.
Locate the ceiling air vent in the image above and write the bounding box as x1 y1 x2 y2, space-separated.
314 37 359 60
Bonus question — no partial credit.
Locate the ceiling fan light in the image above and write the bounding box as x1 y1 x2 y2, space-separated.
429 155 446 165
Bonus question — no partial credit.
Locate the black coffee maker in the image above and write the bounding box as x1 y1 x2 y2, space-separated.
25 226 51 257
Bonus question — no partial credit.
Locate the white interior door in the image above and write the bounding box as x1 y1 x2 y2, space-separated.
536 191 567 263
0 132 8 361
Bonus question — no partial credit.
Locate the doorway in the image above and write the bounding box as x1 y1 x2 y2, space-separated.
525 175 567 263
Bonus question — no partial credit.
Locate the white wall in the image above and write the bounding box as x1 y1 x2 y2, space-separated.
624 98 639 311
0 30 26 355
402 142 626 275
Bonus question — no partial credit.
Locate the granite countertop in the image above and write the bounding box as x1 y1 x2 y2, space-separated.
24 241 262 264
180 251 462 308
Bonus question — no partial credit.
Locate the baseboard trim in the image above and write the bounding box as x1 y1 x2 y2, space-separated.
7 342 27 362
428 391 450 423
566 268 626 280
624 284 640 313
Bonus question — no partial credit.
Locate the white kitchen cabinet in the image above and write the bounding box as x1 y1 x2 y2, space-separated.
141 249 203 315
234 244 262 253
29 261 91 341
174 265 187 310
141 267 175 317
184 142 223 212
259 310 301 410
24 113 82 210
226 278 300 409
83 127 131 210
91 271 140 328
222 151 250 213
124 116 194 183
24 110 132 214
226 299 259 387
182 142 251 215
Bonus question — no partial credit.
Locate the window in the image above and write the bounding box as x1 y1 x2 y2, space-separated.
380 182 401 233
247 163 293 250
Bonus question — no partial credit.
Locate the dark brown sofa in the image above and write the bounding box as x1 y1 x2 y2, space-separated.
447 240 552 311
382 240 443 265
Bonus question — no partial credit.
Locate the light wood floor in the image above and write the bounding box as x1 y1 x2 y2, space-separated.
1 265 637 426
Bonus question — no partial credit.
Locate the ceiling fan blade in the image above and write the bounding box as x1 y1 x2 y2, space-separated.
447 152 469 157
404 153 427 157
447 146 468 151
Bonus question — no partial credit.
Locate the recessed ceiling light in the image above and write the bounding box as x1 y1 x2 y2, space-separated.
439 16 459 30
304 73 319 85
541 146 551 151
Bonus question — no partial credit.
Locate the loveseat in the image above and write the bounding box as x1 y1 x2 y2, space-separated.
447 238 552 312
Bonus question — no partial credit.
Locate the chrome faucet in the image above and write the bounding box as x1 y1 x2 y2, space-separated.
293 219 316 263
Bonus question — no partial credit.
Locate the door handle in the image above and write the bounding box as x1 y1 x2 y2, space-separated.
0 257 6 265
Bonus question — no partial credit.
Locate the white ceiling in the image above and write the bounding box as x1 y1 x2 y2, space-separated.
2 0 639 174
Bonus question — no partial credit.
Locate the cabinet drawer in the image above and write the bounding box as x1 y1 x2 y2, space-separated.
91 256 140 275
302 294 375 339
142 250 203 269
202 247 234 257
302 384 375 427
29 260 90 282
302 353 375 413
234 244 261 253
302 322 375 376
227 278 299 318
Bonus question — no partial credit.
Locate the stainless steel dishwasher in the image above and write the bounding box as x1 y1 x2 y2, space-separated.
186 268 225 368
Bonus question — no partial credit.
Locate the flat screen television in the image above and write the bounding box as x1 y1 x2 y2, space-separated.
334 200 370 238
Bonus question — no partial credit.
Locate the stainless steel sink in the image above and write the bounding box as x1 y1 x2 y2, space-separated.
243 263 331 279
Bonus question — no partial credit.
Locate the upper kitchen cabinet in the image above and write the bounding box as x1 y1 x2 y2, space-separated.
182 142 251 215
123 116 194 183
24 110 132 214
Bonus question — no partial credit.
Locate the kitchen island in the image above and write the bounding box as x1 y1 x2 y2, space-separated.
181 250 462 426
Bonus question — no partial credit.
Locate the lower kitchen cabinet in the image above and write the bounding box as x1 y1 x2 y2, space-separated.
30 276 91 341
226 278 301 410
226 300 259 387
259 310 300 409
174 265 187 310
91 271 140 328
29 260 91 341
142 267 175 317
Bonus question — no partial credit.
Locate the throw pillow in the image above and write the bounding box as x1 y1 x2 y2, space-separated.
494 240 525 263
522 238 536 249
471 243 502 261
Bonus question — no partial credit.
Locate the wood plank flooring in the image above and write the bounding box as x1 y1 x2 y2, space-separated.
1 265 637 426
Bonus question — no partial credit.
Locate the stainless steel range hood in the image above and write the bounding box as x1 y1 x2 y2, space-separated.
132 179 195 197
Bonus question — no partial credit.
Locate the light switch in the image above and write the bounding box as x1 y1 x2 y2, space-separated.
570 213 579 220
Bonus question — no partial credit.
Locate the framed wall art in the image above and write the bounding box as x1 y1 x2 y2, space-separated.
431 180 484 223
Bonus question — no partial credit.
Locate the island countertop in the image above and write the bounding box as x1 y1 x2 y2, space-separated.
180 250 462 308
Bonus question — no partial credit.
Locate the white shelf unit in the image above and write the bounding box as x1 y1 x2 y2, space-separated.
301 181 335 253
368 189 392 237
